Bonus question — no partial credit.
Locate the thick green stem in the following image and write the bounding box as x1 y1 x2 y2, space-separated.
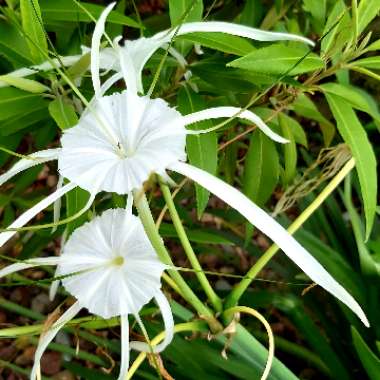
160 181 223 312
133 190 223 332
225 157 355 309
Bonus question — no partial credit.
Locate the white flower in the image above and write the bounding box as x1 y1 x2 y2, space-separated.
0 5 369 327
0 208 172 380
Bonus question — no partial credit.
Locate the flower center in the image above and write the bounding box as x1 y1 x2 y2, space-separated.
115 142 128 159
111 256 125 266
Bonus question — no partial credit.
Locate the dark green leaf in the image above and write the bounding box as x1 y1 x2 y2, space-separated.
325 93 377 239
228 44 324 75
48 97 78 130
178 87 217 218
178 32 255 56
39 0 140 27
169 0 203 26
20 0 48 63
352 326 380 380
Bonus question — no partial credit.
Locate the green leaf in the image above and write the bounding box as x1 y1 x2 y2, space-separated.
191 59 277 93
178 32 255 56
159 223 234 245
243 129 279 207
0 75 48 93
352 56 380 70
366 39 380 52
169 0 203 26
278 113 297 185
357 0 380 34
303 0 326 34
280 113 307 147
343 176 378 277
0 20 32 66
321 82 380 121
228 44 324 75
325 93 377 239
352 326 380 380
48 97 78 130
177 87 217 218
39 0 140 27
65 186 90 235
239 0 264 27
243 129 279 243
20 0 48 64
292 93 335 146
0 87 47 121
321 1 350 55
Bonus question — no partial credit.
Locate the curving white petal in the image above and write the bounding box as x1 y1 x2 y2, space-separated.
0 149 60 187
0 257 61 279
0 56 82 88
0 182 76 248
91 2 116 97
181 107 288 144
30 301 82 380
118 314 130 380
130 291 174 353
52 175 64 234
154 21 315 47
171 162 369 327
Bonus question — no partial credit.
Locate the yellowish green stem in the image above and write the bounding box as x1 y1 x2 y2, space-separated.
225 157 355 309
160 181 223 312
133 190 223 333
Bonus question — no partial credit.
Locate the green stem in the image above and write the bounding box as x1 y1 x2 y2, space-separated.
225 157 355 309
133 190 223 333
160 181 223 312
0 359 50 380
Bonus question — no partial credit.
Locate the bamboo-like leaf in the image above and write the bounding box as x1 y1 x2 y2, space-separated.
352 326 380 380
278 113 297 186
48 97 78 130
357 0 380 34
228 44 323 75
20 0 48 64
325 93 377 239
178 87 217 218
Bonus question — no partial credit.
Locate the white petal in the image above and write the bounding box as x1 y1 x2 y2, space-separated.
49 230 68 301
52 175 64 233
0 182 76 248
130 291 174 353
91 2 116 97
154 21 314 47
30 301 82 380
0 256 61 279
0 56 81 88
171 162 369 327
118 315 130 380
0 149 60 187
181 107 288 143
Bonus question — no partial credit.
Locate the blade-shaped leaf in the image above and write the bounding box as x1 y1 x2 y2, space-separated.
228 44 324 76
48 96 78 130
177 86 217 218
20 0 48 64
325 93 377 239
357 0 380 34
352 326 380 380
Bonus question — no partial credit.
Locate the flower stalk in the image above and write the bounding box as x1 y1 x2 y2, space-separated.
160 180 223 312
133 190 223 333
225 157 356 310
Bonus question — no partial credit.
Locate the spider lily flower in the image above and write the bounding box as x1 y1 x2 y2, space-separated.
0 6 369 328
0 2 314 92
0 208 173 380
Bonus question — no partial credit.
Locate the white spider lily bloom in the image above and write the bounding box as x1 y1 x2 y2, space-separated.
0 208 172 380
0 2 314 92
0 5 369 328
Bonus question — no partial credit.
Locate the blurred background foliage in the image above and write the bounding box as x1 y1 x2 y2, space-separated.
0 0 379 379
